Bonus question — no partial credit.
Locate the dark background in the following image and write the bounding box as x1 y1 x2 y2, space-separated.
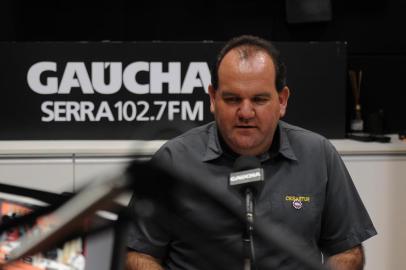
1 0 405 134
0 42 345 140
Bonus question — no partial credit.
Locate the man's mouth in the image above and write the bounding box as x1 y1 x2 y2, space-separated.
235 125 256 129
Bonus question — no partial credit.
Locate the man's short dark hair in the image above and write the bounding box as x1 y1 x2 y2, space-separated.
211 35 287 92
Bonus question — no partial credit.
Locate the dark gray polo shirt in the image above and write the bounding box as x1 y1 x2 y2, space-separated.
127 121 376 270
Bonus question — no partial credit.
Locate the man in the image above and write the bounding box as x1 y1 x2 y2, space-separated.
126 35 376 270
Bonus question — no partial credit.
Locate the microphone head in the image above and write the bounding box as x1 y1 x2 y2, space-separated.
229 156 264 192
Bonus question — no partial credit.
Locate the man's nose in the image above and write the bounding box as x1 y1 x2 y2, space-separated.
237 100 255 119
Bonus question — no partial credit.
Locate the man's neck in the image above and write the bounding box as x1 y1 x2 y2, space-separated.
216 127 280 160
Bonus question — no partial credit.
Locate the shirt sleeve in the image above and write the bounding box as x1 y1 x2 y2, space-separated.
318 139 377 256
126 194 171 259
126 146 173 259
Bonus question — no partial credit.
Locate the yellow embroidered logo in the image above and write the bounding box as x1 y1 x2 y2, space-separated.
285 195 311 203
285 195 310 209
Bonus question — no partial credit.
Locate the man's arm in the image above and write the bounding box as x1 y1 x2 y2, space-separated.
126 251 163 270
326 245 365 270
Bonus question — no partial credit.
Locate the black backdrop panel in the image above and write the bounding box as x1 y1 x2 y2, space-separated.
279 42 346 139
0 42 346 140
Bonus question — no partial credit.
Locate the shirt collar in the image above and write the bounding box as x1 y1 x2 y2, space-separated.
278 121 298 161
202 122 223 162
202 121 298 162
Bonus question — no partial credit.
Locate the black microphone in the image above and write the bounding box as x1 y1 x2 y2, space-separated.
229 156 264 194
229 156 264 270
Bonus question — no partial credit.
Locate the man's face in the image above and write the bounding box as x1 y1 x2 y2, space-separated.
208 49 289 156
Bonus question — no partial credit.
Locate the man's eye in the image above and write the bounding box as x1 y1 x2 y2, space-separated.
224 97 240 103
252 97 269 104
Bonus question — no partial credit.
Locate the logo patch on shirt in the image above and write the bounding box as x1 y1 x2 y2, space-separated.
292 200 303 209
285 195 311 210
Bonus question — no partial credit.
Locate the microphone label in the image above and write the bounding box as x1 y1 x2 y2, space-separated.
229 168 264 186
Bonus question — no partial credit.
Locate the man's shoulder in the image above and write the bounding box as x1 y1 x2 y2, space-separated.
280 121 327 142
279 121 333 152
156 122 214 154
280 121 341 169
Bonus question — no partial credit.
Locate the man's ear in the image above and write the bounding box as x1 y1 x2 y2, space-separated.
208 84 216 114
279 86 290 117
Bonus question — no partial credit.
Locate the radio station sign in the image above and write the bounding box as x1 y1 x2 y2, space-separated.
28 61 208 123
0 42 346 140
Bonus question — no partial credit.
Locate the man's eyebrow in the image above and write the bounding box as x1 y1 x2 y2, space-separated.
220 91 272 97
221 91 239 97
254 93 271 97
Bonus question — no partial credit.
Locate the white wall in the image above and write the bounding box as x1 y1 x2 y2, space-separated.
343 155 406 270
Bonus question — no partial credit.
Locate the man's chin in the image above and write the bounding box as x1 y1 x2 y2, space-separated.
230 141 259 155
234 128 257 136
